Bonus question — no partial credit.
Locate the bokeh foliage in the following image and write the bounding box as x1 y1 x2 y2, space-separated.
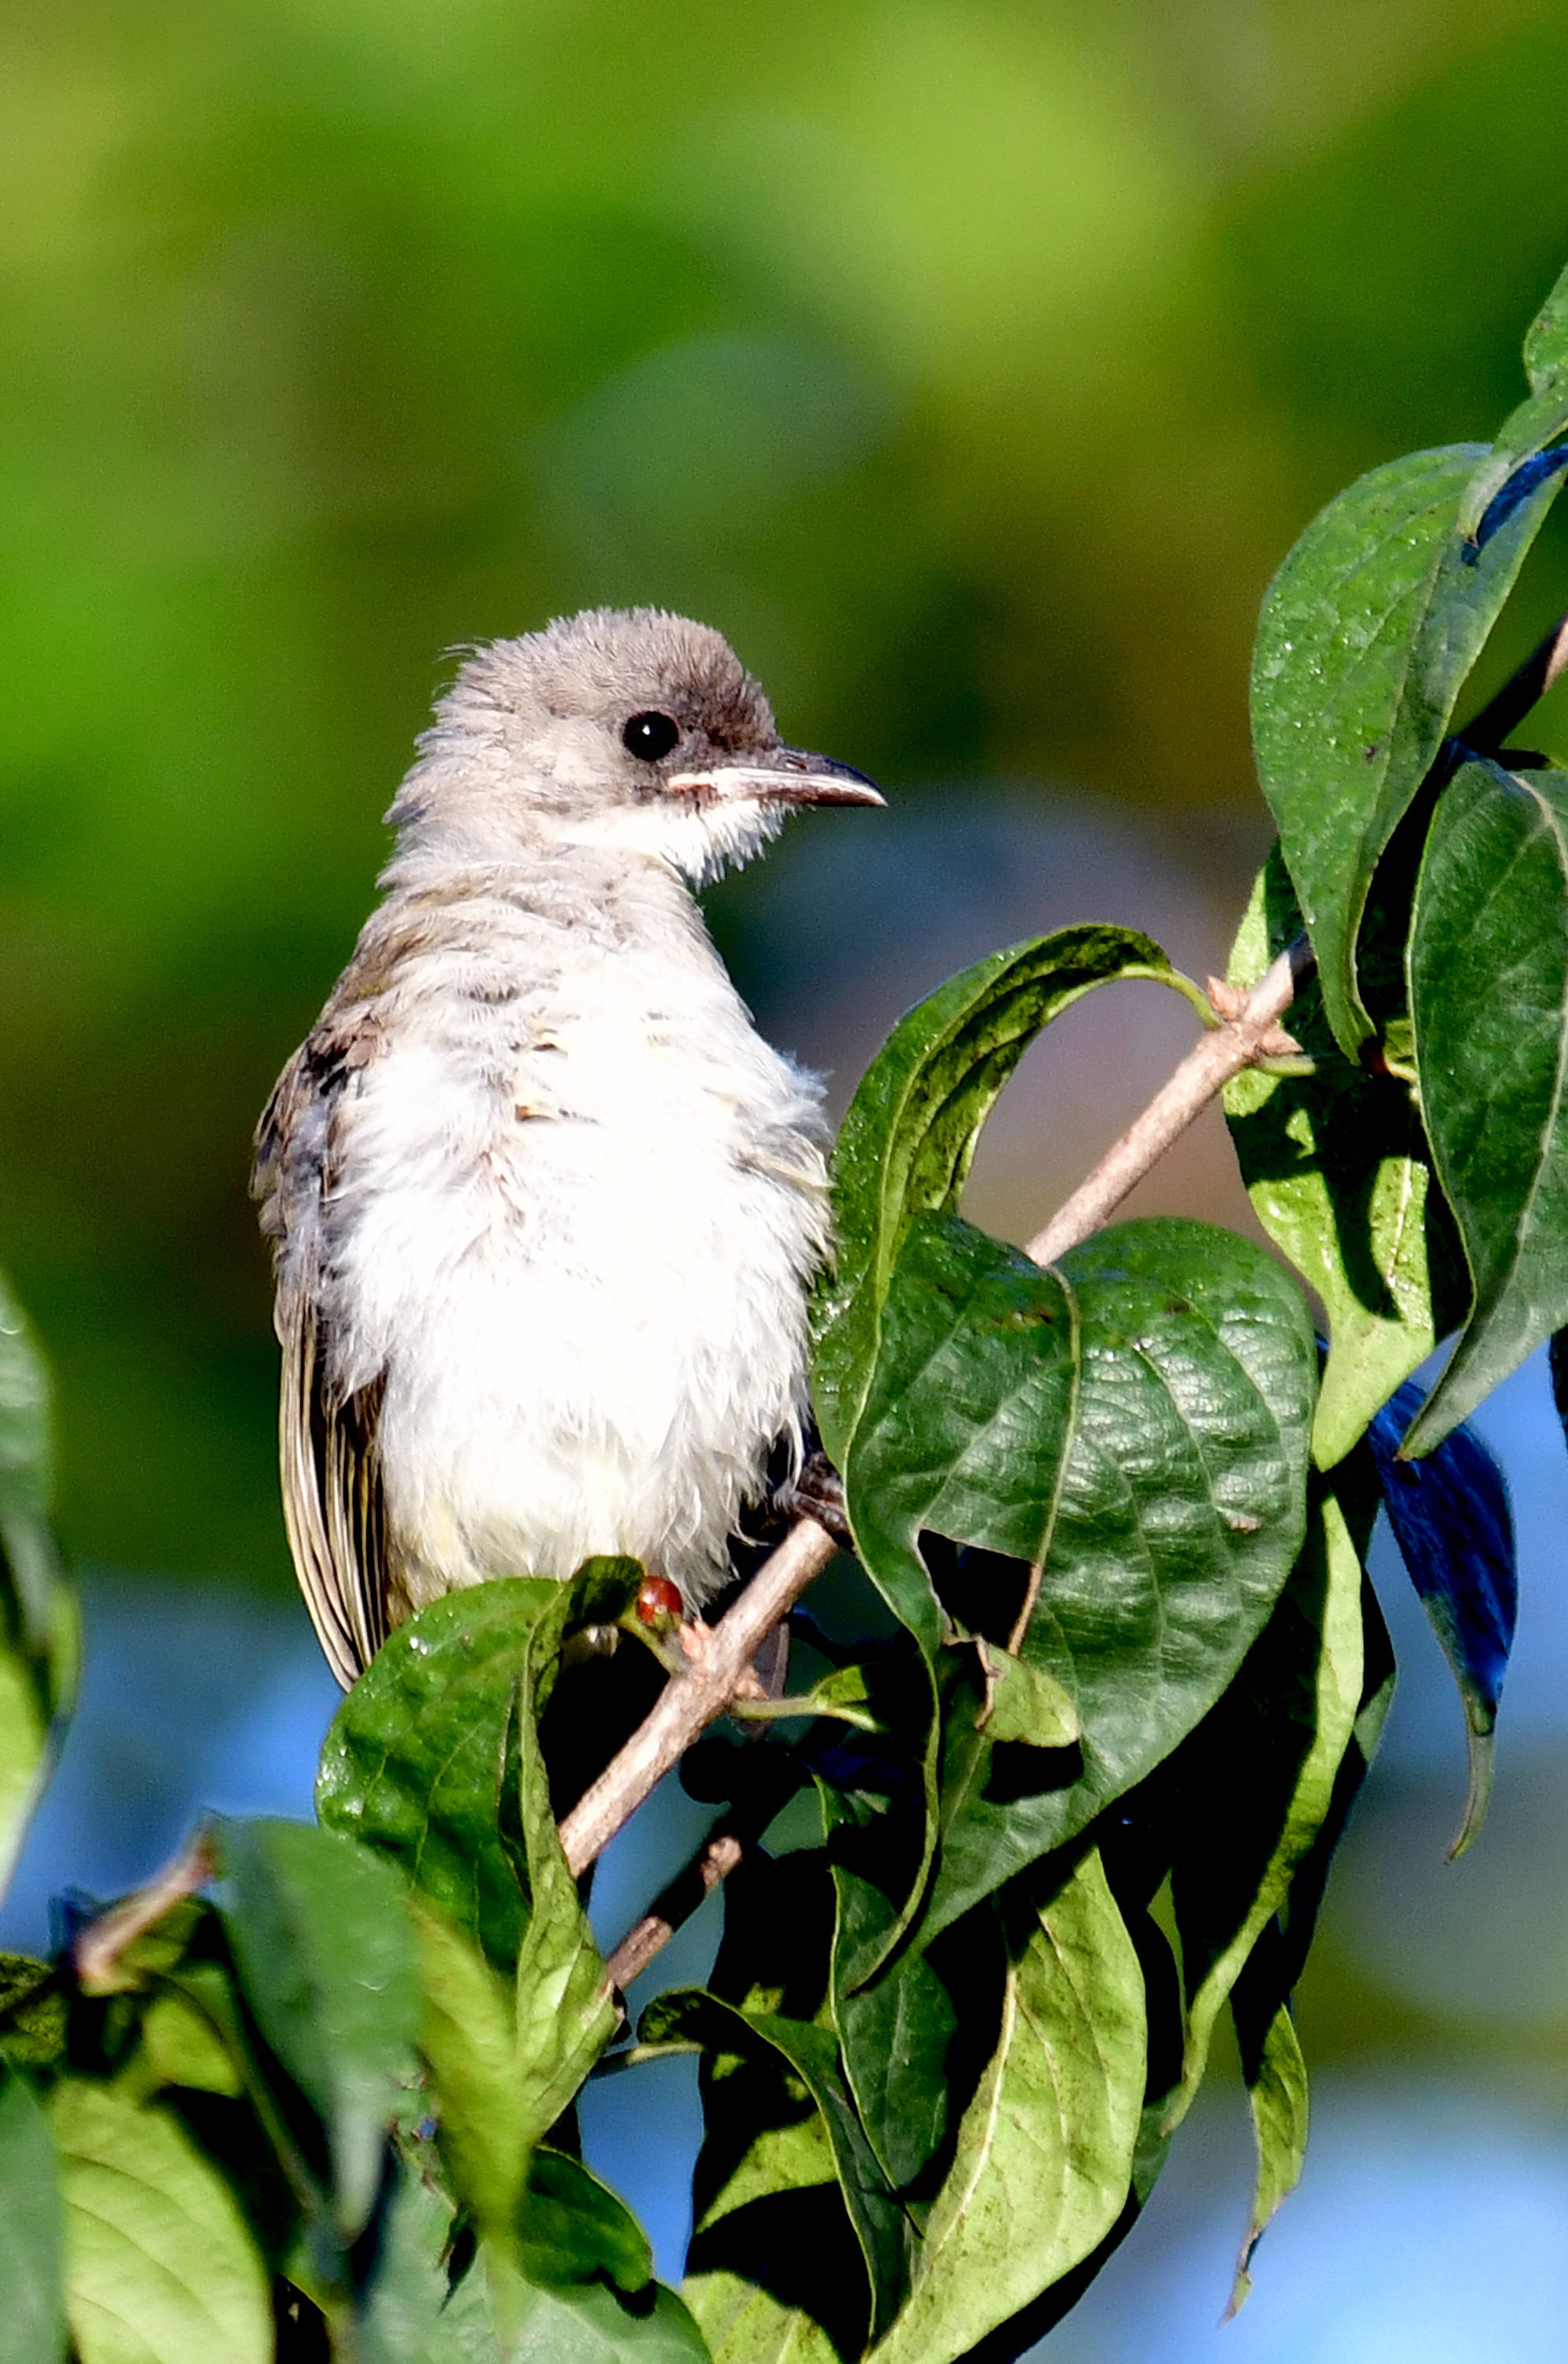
3 0 1568 1581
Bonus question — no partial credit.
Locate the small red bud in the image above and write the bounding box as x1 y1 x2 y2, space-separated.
635 1574 684 1626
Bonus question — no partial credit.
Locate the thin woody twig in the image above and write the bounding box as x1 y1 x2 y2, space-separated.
1024 935 1312 1267
73 1826 216 1994
559 1515 838 1878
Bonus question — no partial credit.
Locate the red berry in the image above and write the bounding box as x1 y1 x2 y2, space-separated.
635 1574 684 1625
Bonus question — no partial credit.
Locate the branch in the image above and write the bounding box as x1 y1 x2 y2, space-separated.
1024 935 1312 1266
559 1515 838 1878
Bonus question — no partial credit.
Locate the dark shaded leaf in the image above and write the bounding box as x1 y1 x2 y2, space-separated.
0 1269 76 1897
51 2076 272 2364
316 1577 559 1970
1458 261 1568 537
1165 1466 1369 2128
641 1990 908 2344
868 1849 1143 2364
836 1946 957 2193
1406 760 1568 1450
1253 444 1566 1059
518 2149 652 2295
0 1954 67 2074
1224 849 1467 1466
1368 1381 1515 1857
812 1645 941 1997
923 1221 1316 1942
217 1819 420 2243
0 2061 65 2364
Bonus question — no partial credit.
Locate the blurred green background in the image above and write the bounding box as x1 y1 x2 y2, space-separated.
9 2 1568 2352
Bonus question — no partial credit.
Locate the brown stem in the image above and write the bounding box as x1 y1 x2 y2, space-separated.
1024 935 1312 1266
559 1516 838 1878
1457 609 1568 757
73 1826 216 1994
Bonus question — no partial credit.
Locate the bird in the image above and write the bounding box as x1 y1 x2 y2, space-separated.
252 607 882 1687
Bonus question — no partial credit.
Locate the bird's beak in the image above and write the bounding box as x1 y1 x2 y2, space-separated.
664 748 884 808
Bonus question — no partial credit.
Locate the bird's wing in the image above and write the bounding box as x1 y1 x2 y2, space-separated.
255 998 391 1690
277 1292 388 1689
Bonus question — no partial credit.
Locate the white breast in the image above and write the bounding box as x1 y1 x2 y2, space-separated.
315 860 830 1603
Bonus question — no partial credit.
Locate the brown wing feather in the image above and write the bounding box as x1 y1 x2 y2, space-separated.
278 1289 388 1689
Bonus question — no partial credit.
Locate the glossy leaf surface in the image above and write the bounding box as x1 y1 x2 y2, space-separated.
1406 760 1568 1451
317 1577 559 1968
1253 444 1566 1058
1224 851 1467 1466
923 1221 1316 1942
868 1850 1143 2364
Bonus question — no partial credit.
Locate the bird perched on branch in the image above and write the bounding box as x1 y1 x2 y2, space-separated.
254 608 881 1686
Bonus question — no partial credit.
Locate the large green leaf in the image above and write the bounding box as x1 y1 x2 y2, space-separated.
0 1269 76 1896
1224 850 1467 1467
504 2277 712 2362
1253 443 1566 1060
1406 760 1568 1451
867 1849 1144 2364
411 1897 531 2259
355 2145 500 2364
836 1944 956 2194
217 1818 421 2243
316 1577 559 1969
0 2061 65 2364
919 1221 1316 1942
51 2077 272 2364
813 922 1195 1517
642 1990 909 2345
1458 261 1568 537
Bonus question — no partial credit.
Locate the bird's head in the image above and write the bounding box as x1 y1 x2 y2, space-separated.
388 606 882 884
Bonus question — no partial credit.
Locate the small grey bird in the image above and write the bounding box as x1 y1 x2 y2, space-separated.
253 608 881 1686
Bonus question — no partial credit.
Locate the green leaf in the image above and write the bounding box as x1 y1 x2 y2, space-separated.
139 1991 244 2098
1406 760 1568 1451
641 1990 909 2344
518 2149 652 2295
411 1898 531 2258
505 2277 712 2362
1253 444 1566 1060
0 2061 65 2364
836 1949 956 2193
1226 1985 1308 2320
509 1574 623 2148
316 1576 559 1970
51 2076 271 2364
0 1268 76 1897
922 1220 1317 1942
682 2273 842 2364
1458 262 1568 537
355 2143 500 2364
1165 1468 1369 2129
0 1954 68 2074
216 1817 421 2242
814 922 1196 1522
867 1849 1144 2364
1224 850 1467 1466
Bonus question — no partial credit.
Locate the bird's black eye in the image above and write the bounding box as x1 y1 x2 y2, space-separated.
622 710 680 763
